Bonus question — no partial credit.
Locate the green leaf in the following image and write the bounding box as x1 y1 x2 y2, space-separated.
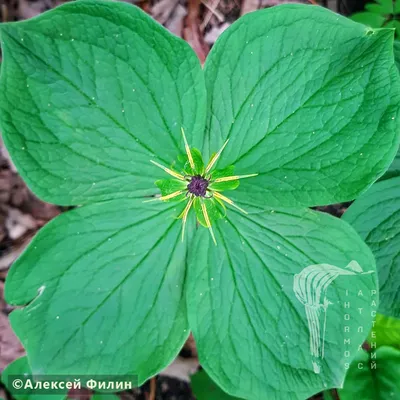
91 394 119 400
338 346 400 399
190 370 240 399
395 0 400 13
187 207 377 399
5 199 193 384
204 4 400 208
365 0 394 15
0 0 206 206
343 177 400 318
367 313 400 349
350 12 386 28
1 357 67 400
385 20 400 36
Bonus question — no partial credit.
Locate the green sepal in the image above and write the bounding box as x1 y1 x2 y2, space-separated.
155 179 187 201
193 197 225 227
209 166 239 192
190 148 205 175
175 148 205 176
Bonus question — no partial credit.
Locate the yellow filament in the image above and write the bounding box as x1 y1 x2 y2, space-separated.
143 190 185 203
205 139 229 173
201 200 217 245
213 192 248 214
213 173 258 183
181 127 195 170
150 160 185 181
181 196 194 242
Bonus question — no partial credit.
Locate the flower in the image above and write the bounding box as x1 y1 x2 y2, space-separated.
147 128 258 244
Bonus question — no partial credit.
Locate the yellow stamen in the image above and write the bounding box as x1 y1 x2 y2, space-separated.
181 127 195 170
143 190 185 203
181 196 194 242
201 200 217 245
213 173 258 183
150 160 185 181
205 139 229 173
213 192 248 214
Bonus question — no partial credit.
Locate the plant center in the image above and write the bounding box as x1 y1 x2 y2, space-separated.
187 175 209 197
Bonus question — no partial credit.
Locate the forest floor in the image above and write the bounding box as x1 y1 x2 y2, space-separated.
0 0 347 398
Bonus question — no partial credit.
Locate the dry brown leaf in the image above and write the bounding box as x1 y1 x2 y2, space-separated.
5 208 37 240
165 4 187 37
240 0 260 15
151 0 180 24
159 357 199 383
0 282 25 372
183 0 209 64
204 22 230 44
0 234 33 271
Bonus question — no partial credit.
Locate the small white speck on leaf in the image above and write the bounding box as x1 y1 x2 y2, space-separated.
71 38 75 42
277 245 281 250
56 316 60 319
360 153 363 156
60 33 63 36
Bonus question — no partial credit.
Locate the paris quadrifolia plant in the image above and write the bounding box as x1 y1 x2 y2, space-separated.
0 1 400 399
147 127 258 244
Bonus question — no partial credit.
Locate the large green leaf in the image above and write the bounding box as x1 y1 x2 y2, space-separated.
0 0 206 206
343 177 400 318
337 346 400 399
204 4 400 208
91 394 119 400
350 11 386 28
187 207 377 399
381 42 400 180
5 199 192 384
368 313 400 349
1 357 66 400
190 370 240 400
